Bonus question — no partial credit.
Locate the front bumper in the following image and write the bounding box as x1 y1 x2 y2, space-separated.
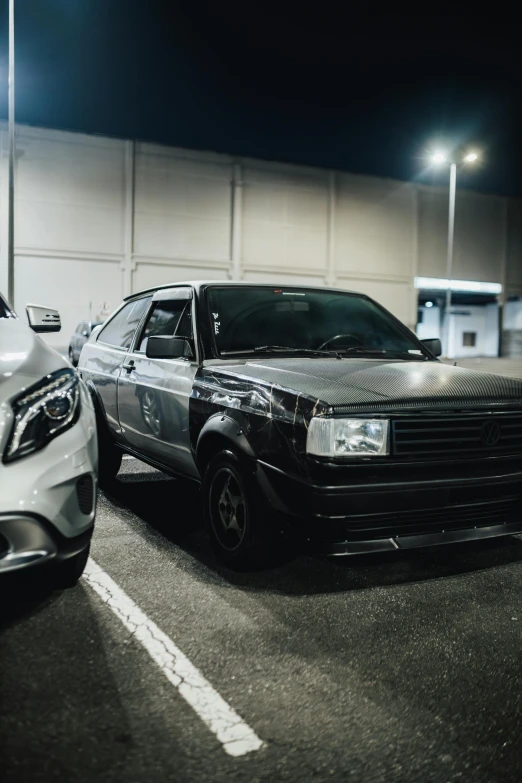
256 460 522 554
0 513 93 574
0 381 98 573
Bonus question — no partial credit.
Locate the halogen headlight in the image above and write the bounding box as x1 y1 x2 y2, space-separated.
4 369 81 463
307 417 389 458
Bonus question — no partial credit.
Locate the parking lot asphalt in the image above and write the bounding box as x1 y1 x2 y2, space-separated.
2 458 522 783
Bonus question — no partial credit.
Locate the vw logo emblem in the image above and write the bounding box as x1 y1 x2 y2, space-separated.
481 420 501 446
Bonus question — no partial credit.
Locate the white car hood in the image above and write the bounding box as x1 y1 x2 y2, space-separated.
0 319 68 447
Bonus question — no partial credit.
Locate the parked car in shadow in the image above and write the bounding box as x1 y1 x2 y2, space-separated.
79 281 522 570
69 321 102 366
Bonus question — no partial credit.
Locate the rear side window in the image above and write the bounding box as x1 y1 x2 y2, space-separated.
98 297 151 349
137 300 191 352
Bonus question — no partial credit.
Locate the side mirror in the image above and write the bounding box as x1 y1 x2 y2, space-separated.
26 304 61 333
421 338 442 357
146 336 194 360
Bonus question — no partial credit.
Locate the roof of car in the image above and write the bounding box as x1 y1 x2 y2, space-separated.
124 281 362 301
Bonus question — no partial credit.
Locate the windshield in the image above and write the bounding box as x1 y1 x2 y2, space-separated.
207 286 428 359
0 294 12 319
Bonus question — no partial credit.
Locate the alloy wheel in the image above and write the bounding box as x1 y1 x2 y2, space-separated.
209 467 247 551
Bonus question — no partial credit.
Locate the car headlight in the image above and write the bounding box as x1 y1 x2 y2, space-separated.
306 417 389 457
4 369 81 463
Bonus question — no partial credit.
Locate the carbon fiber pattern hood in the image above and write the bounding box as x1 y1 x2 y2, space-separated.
217 358 522 412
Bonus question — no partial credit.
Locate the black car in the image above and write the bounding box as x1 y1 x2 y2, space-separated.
79 282 522 568
68 320 102 366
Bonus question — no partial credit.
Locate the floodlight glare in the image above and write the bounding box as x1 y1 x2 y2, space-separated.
432 151 447 164
464 152 478 163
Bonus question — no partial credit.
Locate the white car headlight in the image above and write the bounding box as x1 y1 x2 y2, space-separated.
3 369 81 463
306 417 389 458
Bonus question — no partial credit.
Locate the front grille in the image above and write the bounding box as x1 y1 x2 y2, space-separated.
392 413 522 459
326 495 522 541
76 474 95 515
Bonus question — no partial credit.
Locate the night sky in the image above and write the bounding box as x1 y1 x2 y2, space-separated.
1 1 521 196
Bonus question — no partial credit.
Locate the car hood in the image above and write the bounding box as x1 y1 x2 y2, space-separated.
0 319 68 402
214 357 522 412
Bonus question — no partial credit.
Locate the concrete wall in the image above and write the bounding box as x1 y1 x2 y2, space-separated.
0 122 519 347
446 303 499 359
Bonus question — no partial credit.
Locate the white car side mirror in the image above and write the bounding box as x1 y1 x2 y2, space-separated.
26 303 61 333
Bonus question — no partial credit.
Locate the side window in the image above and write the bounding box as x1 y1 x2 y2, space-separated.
97 297 151 349
137 300 190 352
76 322 84 334
176 302 192 339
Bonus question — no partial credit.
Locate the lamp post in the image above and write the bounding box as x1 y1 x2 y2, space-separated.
7 0 15 307
430 150 479 356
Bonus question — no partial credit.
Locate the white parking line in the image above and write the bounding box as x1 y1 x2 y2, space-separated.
83 558 264 757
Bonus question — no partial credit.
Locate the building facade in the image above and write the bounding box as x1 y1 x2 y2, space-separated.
1 123 521 355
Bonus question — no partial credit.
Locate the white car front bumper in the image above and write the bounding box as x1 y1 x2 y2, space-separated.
0 384 98 574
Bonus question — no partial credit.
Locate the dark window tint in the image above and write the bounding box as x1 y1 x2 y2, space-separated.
137 300 191 352
176 303 192 339
0 295 10 318
98 297 151 349
207 286 424 357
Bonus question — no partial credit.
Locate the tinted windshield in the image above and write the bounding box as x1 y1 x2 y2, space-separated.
207 286 427 358
0 294 11 318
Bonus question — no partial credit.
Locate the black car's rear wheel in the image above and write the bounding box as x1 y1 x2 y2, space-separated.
203 450 279 570
92 402 122 488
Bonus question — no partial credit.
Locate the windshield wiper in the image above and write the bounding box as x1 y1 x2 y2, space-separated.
221 345 342 359
337 346 428 360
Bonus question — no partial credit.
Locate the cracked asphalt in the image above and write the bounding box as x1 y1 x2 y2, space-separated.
2 457 522 782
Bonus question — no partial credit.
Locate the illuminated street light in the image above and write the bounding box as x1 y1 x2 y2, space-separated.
8 0 15 306
427 146 481 355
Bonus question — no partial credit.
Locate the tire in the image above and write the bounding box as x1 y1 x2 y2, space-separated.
68 347 77 367
203 449 280 570
53 544 90 589
94 406 122 488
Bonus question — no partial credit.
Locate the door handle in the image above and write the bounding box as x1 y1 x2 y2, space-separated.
122 360 135 373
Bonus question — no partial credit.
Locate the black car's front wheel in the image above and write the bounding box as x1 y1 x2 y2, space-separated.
203 450 279 570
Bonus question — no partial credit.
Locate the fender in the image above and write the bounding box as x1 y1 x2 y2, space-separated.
195 410 256 469
83 380 117 440
84 380 106 418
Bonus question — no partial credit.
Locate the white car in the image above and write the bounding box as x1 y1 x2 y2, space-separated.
0 293 97 587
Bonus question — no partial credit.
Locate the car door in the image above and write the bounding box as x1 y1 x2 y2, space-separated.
80 296 151 437
117 287 199 478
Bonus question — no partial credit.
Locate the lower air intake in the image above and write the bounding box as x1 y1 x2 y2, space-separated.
76 474 94 515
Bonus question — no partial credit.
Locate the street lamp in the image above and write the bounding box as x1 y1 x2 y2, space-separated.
7 0 15 307
430 149 480 356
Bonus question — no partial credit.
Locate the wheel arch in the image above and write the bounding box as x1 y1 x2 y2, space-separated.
195 412 256 474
